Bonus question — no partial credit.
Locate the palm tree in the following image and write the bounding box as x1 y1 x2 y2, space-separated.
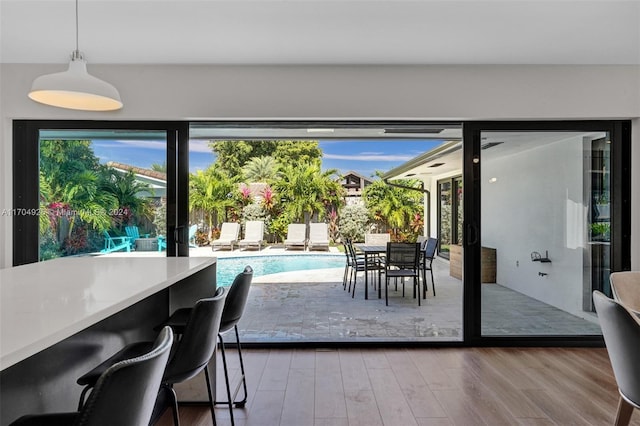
363 173 423 240
189 167 238 238
100 168 155 230
242 156 279 182
62 170 118 237
273 162 344 223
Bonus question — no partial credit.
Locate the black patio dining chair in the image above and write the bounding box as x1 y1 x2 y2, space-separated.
384 242 421 306
342 240 367 292
346 239 384 298
420 237 438 298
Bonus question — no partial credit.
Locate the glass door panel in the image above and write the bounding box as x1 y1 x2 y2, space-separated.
438 179 452 258
38 130 168 260
479 130 606 336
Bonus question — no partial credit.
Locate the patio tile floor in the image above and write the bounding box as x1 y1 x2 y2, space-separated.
237 257 602 343
105 246 602 341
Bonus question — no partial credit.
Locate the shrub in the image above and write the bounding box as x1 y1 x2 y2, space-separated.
339 204 369 242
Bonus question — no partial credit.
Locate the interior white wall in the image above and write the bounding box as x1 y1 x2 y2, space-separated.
481 136 586 317
1 64 639 268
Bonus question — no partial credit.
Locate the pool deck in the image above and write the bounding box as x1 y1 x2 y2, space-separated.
102 244 602 342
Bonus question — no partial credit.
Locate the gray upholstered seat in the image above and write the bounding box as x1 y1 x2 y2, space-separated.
10 327 173 426
161 266 253 426
77 289 227 426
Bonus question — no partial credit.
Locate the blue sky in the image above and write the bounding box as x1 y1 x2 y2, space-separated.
92 139 443 178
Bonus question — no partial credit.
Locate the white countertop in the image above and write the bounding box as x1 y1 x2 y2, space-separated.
0 256 216 371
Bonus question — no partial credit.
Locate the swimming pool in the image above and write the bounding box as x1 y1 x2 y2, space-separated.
216 254 344 285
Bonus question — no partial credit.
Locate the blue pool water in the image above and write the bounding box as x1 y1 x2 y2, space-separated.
217 254 344 285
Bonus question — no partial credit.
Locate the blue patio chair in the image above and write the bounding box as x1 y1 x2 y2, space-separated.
125 225 141 242
101 230 132 253
157 235 167 252
188 224 198 248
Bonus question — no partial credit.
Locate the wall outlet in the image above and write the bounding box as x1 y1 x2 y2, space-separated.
516 260 519 267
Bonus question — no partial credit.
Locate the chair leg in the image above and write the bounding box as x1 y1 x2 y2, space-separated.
615 396 634 426
204 365 218 426
421 264 427 298
343 264 349 290
415 276 420 306
165 384 181 426
431 268 436 297
233 325 248 407
385 276 389 306
216 334 235 426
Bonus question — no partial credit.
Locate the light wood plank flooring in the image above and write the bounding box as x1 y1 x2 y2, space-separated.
157 347 640 426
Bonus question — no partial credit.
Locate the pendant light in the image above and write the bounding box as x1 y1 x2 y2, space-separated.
28 0 123 111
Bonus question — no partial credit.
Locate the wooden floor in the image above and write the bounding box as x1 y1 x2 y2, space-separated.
157 347 639 426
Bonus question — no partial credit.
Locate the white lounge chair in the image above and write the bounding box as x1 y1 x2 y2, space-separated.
308 222 330 251
284 223 307 250
211 222 241 251
239 220 265 251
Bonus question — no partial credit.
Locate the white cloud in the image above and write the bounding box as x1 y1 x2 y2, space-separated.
189 139 214 153
323 153 413 162
93 140 166 150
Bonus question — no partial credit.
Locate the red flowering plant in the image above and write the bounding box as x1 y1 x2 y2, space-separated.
261 186 276 212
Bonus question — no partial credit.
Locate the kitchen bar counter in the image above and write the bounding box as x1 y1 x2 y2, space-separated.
0 256 217 423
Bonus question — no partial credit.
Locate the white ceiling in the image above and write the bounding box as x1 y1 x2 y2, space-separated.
1 0 639 65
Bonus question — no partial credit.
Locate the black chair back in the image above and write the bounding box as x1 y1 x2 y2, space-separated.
386 242 420 270
164 287 226 384
593 291 640 407
424 238 438 259
78 327 173 426
221 266 254 332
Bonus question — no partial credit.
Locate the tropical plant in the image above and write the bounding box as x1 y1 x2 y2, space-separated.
189 167 238 238
363 173 423 239
100 168 155 230
273 162 344 223
39 139 115 242
241 203 271 228
328 208 339 243
242 156 280 182
261 185 277 214
209 140 322 176
338 204 369 242
150 161 167 173
269 211 293 243
153 203 166 237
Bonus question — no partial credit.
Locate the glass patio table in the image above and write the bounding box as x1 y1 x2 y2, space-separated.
354 244 386 299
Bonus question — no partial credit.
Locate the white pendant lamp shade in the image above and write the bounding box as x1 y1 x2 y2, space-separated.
29 51 123 111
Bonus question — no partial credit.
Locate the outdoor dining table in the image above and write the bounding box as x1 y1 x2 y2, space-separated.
354 244 386 300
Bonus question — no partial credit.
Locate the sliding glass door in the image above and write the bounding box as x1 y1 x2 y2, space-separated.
463 121 631 343
12 121 189 265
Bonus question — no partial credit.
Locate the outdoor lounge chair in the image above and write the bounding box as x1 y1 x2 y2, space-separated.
125 225 141 243
238 220 264 251
212 222 241 251
100 230 132 253
284 223 307 250
308 222 330 251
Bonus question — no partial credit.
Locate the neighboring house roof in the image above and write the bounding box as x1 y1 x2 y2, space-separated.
106 161 167 198
343 171 373 185
107 161 167 183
